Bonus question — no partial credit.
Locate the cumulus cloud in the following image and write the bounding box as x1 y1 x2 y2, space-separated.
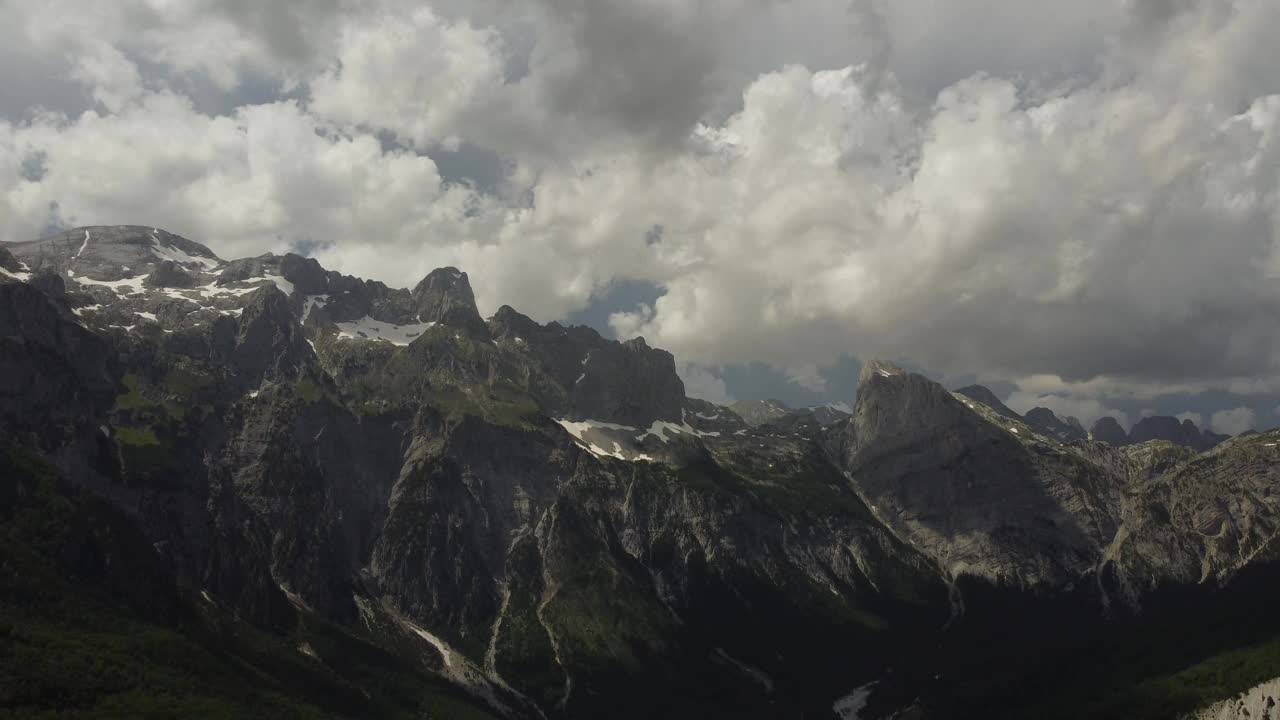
1210 407 1258 436
1 93 495 280
3 0 1280 409
309 6 506 150
678 364 736 406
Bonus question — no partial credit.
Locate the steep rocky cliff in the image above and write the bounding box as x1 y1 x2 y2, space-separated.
3 225 1280 720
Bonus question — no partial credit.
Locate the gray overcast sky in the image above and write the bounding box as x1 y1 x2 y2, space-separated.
2 0 1280 433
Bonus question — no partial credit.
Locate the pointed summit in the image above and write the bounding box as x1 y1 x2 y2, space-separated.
851 360 976 458
233 285 313 383
1024 407 1087 442
728 398 791 426
844 358 1108 588
1090 416 1129 446
411 267 488 338
955 384 1020 420
859 358 907 384
0 245 21 274
487 304 541 341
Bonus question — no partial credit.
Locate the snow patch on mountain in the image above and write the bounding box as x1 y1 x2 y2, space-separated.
555 419 655 462
263 274 294 295
833 681 878 720
72 274 145 292
302 295 329 323
335 316 435 345
0 266 32 282
150 229 219 269
636 416 722 443
75 230 90 259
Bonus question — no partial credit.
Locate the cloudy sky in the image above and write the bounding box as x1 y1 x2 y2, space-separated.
2 0 1279 433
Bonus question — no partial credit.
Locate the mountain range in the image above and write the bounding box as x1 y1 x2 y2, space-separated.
2 225 1279 719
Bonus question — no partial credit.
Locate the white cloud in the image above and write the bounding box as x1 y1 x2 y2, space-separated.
679 364 736 406
1210 407 1257 436
309 6 506 150
4 0 1280 406
1176 411 1206 428
2 93 496 286
1005 389 1130 430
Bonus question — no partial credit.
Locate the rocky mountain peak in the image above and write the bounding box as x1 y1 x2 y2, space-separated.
846 359 1113 588
279 253 330 296
1126 415 1227 451
728 398 791 426
144 260 197 289
568 332 685 426
233 285 313 383
7 222 1280 720
954 384 1021 419
484 308 688 427
8 225 221 282
621 335 650 351
1090 416 1129 445
850 360 974 457
1129 415 1189 444
487 304 541 341
0 279 116 441
0 245 21 274
411 267 488 338
1024 407 1088 442
859 358 906 382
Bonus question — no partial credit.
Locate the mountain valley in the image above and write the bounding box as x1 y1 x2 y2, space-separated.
2 226 1280 719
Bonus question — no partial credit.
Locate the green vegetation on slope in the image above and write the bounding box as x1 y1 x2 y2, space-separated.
0 444 501 720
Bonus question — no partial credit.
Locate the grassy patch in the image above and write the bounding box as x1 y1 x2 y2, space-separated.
112 373 151 413
1019 631 1280 719
114 424 183 483
0 443 502 720
293 378 324 404
161 365 214 397
114 426 159 447
426 382 540 430
751 467 872 519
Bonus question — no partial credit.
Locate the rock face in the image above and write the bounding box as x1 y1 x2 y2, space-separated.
1190 677 1280 720
5 225 1280 720
1088 414 1227 451
1024 407 1088 442
0 279 115 444
0 244 21 273
1091 416 1130 445
486 306 686 427
231 286 315 384
412 266 490 338
729 398 792 426
1102 433 1280 600
954 384 1021 419
9 225 220 281
847 361 1116 588
729 399 851 428
144 260 196 288
1129 415 1226 451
